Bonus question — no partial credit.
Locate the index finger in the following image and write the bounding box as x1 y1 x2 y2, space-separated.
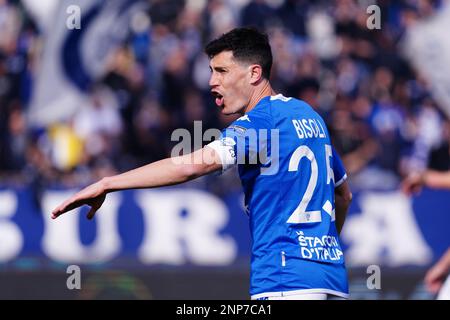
51 197 82 219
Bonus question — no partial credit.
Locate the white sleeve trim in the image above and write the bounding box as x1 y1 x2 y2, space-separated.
206 140 237 173
335 173 347 187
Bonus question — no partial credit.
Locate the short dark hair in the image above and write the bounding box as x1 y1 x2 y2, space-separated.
205 27 273 80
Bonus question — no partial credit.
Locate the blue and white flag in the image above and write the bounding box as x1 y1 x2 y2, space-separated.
403 4 450 118
27 0 147 127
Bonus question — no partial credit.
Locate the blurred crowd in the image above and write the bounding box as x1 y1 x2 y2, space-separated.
1 0 450 193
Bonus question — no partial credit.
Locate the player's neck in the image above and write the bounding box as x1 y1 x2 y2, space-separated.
244 80 275 114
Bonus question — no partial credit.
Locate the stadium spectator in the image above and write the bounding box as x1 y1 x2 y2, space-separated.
0 0 445 196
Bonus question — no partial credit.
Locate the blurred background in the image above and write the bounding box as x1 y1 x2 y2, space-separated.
0 0 449 299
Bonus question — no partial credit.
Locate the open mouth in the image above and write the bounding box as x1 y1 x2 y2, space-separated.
211 91 224 107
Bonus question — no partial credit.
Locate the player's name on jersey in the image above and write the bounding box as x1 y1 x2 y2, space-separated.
291 119 327 140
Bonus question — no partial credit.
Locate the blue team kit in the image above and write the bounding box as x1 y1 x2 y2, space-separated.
209 94 349 299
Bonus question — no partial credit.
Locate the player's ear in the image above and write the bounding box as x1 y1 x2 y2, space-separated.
248 64 263 85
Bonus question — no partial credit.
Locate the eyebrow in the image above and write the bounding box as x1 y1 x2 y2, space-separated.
210 66 228 72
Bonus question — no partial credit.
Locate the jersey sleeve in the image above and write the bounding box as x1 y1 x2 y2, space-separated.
332 146 347 187
206 113 272 173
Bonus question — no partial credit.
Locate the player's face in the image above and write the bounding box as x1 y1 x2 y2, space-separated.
209 51 253 115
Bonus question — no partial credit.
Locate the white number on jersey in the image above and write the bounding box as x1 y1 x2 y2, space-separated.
286 145 334 224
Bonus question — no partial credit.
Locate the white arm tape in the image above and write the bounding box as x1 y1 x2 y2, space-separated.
206 139 237 173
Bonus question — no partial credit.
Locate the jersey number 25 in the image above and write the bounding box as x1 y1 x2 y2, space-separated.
286 144 335 224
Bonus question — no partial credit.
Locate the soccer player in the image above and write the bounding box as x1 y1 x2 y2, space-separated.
52 27 352 300
403 171 450 299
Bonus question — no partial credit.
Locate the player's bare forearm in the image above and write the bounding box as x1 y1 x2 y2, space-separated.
104 149 220 192
52 147 222 219
403 170 450 195
437 248 450 269
425 248 450 293
423 170 450 189
334 180 352 235
335 196 349 235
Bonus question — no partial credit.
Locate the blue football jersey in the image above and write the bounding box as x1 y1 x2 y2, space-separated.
207 94 348 299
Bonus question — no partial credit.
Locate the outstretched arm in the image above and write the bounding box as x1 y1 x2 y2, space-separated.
52 147 222 219
334 180 352 235
425 248 450 294
402 170 450 195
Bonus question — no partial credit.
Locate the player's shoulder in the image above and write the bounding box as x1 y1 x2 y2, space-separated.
269 93 295 104
231 101 273 130
268 94 314 113
268 94 323 123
